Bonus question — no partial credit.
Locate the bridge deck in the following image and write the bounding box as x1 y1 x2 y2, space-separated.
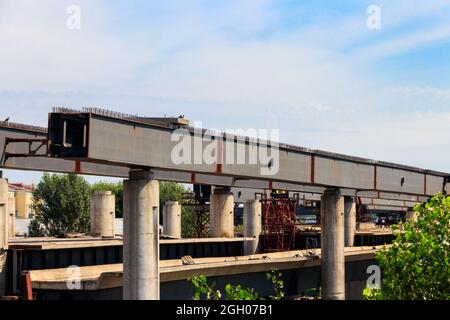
28 246 380 291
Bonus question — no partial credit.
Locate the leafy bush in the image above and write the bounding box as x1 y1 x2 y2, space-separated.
266 269 285 300
191 275 222 300
190 269 284 300
365 193 450 300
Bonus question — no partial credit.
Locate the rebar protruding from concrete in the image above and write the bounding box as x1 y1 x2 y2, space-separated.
90 191 115 238
163 201 182 239
123 170 160 300
243 199 262 255
209 187 234 238
321 188 345 300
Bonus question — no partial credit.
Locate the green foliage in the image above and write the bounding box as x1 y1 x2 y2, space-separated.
266 268 285 300
27 219 47 237
190 269 284 300
29 173 91 238
363 287 384 300
224 284 259 300
365 193 450 300
160 182 186 204
181 206 198 238
191 275 222 300
90 181 123 218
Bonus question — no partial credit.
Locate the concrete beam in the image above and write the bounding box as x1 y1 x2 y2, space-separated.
45 112 448 196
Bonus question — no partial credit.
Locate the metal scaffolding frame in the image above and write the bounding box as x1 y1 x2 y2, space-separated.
262 193 298 253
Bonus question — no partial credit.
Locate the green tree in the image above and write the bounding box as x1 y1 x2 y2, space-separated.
365 193 450 300
29 173 91 237
160 181 186 204
90 181 123 218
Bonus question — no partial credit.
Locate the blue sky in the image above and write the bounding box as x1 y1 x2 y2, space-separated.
1 0 450 183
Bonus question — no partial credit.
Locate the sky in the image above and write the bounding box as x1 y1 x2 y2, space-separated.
1 0 450 184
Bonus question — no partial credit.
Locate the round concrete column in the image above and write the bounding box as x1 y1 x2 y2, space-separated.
163 201 182 239
90 191 115 238
0 179 8 297
8 193 15 239
243 199 262 255
15 190 30 219
210 189 234 238
0 179 8 249
123 171 160 300
321 188 345 300
344 197 356 247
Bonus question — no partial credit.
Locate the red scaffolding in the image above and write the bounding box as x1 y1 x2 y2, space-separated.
262 193 297 253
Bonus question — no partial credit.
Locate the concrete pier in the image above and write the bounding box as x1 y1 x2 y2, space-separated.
15 189 31 219
321 188 345 300
90 191 115 238
163 201 182 239
0 179 8 249
210 187 234 238
0 179 8 296
8 193 15 239
344 197 356 247
123 170 160 300
243 199 262 255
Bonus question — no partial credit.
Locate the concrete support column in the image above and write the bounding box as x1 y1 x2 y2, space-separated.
0 179 8 297
0 179 8 249
90 191 116 238
163 201 182 239
210 187 234 238
321 188 345 300
8 193 15 239
344 197 356 247
15 190 30 219
243 199 262 255
123 170 160 300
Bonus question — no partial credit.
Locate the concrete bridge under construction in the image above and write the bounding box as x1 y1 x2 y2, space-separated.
0 108 448 300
